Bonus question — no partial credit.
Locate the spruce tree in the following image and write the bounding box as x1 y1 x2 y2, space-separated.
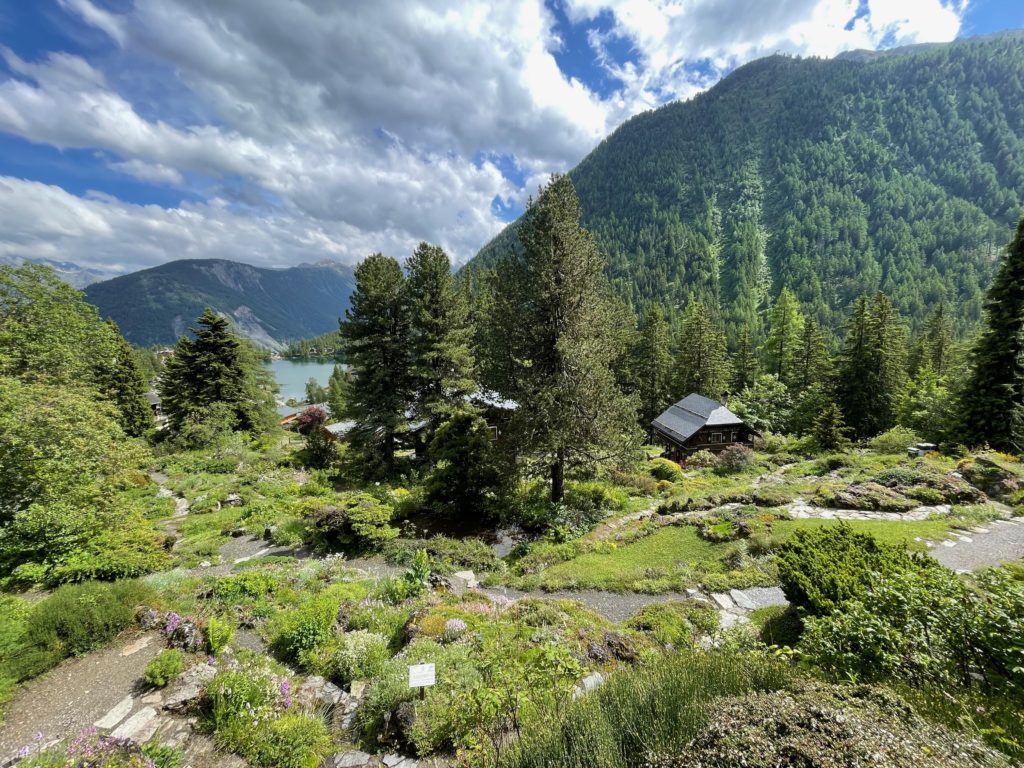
633 304 674 436
834 293 907 438
763 287 805 385
487 175 637 502
159 309 271 434
731 327 759 392
961 217 1024 451
813 402 851 451
794 317 831 392
340 254 414 475
326 364 351 419
93 319 155 437
914 302 955 377
405 243 477 434
675 299 730 399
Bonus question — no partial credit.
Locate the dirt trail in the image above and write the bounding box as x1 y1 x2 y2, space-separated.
0 633 163 761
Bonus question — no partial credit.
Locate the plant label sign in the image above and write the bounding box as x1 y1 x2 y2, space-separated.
408 663 436 689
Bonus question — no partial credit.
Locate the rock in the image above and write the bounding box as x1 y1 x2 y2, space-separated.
450 570 478 590
728 589 756 611
710 592 735 610
95 695 134 729
166 619 205 652
120 634 154 657
224 493 243 506
573 671 605 699
602 630 638 662
111 706 158 740
384 755 415 768
295 675 345 711
264 524 278 540
332 751 376 768
163 662 216 712
585 641 609 663
199 560 212 568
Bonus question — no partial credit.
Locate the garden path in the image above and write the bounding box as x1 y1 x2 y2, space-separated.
928 516 1024 572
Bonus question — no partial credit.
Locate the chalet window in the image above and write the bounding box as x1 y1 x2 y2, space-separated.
731 431 738 442
710 432 723 444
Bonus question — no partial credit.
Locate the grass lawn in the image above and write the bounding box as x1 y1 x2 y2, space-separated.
544 526 733 587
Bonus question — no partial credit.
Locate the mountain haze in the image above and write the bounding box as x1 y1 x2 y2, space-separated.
85 258 355 349
474 31 1024 341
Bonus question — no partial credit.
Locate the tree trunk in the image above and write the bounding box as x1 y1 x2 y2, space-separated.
551 449 564 503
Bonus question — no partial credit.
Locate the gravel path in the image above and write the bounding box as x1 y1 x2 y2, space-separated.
0 633 163 761
929 517 1024 571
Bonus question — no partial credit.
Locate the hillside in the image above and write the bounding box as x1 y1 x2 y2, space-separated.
0 255 116 288
85 258 355 349
473 31 1024 340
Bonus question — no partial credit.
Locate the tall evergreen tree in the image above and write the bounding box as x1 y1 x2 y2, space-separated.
911 303 956 377
159 309 272 434
763 287 805 385
794 317 831 392
675 300 730 399
339 254 414 475
326 364 351 419
813 402 851 451
833 293 907 438
960 218 1024 452
731 327 759 392
486 175 636 502
93 319 155 437
405 243 477 434
633 304 674 436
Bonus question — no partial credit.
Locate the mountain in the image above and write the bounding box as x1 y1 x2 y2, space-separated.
85 258 356 349
0 255 117 288
473 31 1024 341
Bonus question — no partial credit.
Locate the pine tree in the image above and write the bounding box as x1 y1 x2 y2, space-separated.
159 309 272 434
763 287 805 385
487 175 637 502
794 317 831 392
960 217 1024 451
813 402 851 451
633 304 674 436
93 319 155 437
405 243 477 434
339 254 414 475
675 299 730 400
731 327 759 392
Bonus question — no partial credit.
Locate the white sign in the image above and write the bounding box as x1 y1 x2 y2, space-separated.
408 663 436 688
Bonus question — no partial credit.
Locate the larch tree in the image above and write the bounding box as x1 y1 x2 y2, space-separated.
486 175 637 502
794 317 831 392
675 299 730 400
960 217 1024 452
405 242 477 435
763 287 805 385
339 254 414 475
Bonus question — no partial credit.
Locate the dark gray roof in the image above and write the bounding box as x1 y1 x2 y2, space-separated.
652 393 744 445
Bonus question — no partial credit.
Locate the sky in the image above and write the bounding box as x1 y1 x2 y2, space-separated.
0 0 1021 275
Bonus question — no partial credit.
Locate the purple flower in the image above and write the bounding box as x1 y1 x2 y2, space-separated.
443 618 467 641
163 612 182 634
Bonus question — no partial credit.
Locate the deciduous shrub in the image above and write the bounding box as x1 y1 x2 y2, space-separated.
625 601 718 647
307 630 390 686
869 426 920 454
714 445 754 475
686 450 717 469
145 649 185 687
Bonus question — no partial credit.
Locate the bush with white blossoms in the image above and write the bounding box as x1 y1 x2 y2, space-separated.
443 618 468 643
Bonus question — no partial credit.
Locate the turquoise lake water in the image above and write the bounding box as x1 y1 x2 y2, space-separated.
265 358 339 414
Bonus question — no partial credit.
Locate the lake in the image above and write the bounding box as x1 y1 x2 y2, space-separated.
265 358 339 415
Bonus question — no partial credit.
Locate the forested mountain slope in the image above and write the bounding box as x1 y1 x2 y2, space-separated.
85 258 355 349
473 31 1024 341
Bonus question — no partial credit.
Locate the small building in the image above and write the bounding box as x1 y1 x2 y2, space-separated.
652 393 756 460
322 420 356 442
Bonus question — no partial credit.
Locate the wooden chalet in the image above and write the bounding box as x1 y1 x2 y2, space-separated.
652 393 756 461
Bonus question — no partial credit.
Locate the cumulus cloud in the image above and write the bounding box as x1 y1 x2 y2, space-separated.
0 0 968 272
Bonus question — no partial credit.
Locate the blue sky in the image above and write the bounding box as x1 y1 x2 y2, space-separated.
0 0 1020 274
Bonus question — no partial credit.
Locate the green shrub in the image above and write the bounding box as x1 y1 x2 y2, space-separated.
306 492 398 550
257 713 332 768
212 571 278 603
271 583 365 661
869 426 921 454
564 481 629 515
384 536 504 574
347 603 411 650
305 630 390 686
206 615 235 655
145 649 185 687
140 744 185 768
775 523 931 616
648 458 684 482
626 601 719 647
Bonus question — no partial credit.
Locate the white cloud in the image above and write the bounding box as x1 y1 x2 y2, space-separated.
0 0 969 272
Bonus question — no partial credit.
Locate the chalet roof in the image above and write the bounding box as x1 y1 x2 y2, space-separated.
145 391 161 406
324 420 355 437
652 393 745 445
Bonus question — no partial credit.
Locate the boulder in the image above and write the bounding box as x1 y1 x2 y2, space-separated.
450 570 479 590
295 675 345 712
572 671 605 699
163 662 216 713
332 751 377 768
224 493 244 506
